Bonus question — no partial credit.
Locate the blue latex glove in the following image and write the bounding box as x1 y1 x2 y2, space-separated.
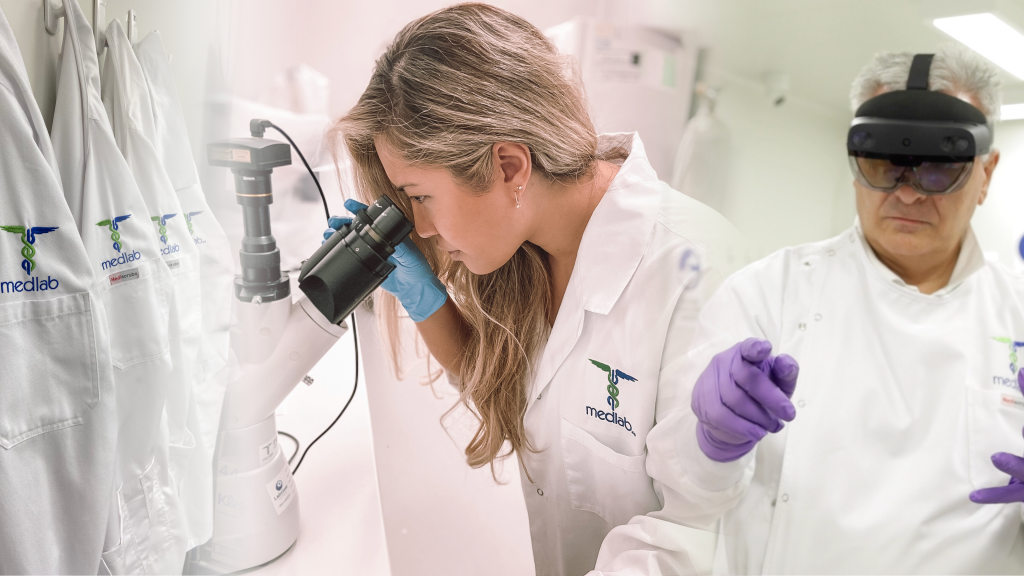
324 199 448 322
970 369 1024 505
691 338 799 462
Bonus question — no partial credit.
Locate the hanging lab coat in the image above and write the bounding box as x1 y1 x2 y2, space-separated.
102 18 203 566
135 32 235 548
517 133 746 576
0 6 117 574
50 2 187 573
595 223 1024 574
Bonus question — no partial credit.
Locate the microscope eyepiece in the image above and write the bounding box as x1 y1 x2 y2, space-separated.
298 195 414 324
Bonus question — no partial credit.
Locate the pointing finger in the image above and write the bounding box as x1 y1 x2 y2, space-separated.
970 483 1024 504
739 338 772 364
344 198 369 214
732 354 796 422
770 354 799 398
992 452 1024 481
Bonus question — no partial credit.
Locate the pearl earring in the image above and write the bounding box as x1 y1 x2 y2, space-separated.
515 185 523 209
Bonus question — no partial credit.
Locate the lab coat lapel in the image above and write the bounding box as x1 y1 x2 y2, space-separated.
527 273 586 414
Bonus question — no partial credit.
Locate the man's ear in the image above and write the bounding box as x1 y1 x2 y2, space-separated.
978 149 1000 205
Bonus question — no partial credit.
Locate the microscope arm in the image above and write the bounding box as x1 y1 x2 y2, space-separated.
220 295 348 432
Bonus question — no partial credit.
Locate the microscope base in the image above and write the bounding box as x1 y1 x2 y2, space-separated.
184 413 300 574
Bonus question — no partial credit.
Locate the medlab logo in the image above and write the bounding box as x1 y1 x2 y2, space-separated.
151 214 181 255
992 337 1024 391
585 359 639 437
0 224 60 293
184 211 207 246
96 215 142 271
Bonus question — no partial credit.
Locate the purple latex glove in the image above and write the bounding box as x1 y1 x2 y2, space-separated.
691 338 800 462
969 369 1024 505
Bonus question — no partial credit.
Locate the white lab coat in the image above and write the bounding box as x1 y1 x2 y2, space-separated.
596 223 1024 574
518 133 746 576
103 18 203 568
135 31 235 548
0 6 117 574
50 3 186 573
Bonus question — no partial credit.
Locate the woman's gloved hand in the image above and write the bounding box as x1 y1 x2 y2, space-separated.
324 199 448 322
691 338 799 462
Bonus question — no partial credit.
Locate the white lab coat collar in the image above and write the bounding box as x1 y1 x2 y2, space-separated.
575 132 661 315
854 218 985 297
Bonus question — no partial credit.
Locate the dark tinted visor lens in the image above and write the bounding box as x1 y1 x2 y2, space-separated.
855 156 904 190
913 161 970 193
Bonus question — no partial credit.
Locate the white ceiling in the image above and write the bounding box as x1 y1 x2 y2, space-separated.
646 0 1024 117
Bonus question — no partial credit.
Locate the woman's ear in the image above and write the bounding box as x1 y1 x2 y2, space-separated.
493 142 532 187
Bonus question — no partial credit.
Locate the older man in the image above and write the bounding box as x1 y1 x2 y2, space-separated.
594 45 1024 574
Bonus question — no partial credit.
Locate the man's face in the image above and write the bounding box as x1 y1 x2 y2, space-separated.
855 93 999 264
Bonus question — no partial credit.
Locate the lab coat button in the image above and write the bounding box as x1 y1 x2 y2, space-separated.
827 249 836 257
798 323 807 331
771 498 777 507
781 493 789 502
803 261 812 268
797 399 806 408
537 488 544 496
814 313 822 321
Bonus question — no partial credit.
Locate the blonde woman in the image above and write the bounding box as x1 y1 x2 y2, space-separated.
326 4 746 574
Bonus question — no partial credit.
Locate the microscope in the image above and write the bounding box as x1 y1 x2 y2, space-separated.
186 120 412 574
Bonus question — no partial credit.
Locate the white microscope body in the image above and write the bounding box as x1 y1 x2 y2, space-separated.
188 122 413 574
197 293 345 573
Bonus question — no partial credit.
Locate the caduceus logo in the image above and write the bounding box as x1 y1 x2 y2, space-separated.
183 211 202 236
96 214 131 252
151 213 177 244
0 225 59 275
590 359 638 410
993 337 1024 376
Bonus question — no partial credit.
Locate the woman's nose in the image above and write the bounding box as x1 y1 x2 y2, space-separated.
412 205 437 238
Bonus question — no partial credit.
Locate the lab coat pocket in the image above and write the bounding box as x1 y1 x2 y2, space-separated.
103 259 171 369
966 387 1024 490
561 419 661 527
0 292 100 449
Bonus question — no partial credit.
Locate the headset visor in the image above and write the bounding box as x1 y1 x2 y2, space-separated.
849 152 974 195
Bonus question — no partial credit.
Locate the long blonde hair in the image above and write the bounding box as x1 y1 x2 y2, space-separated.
327 3 599 474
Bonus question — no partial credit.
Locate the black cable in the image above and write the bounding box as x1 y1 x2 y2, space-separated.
277 431 300 464
265 122 331 223
292 313 359 475
269 122 358 475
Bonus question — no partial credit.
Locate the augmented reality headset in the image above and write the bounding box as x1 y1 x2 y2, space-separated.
847 54 993 195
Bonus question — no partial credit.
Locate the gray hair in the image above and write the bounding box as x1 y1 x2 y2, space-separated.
849 43 1002 127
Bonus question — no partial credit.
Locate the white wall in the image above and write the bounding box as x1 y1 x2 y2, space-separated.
0 0 215 166
974 119 1024 270
1 0 63 128
704 71 856 258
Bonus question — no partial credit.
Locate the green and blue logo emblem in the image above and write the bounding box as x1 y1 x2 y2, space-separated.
96 214 142 271
0 224 61 293
151 213 177 245
586 359 638 436
184 211 207 246
590 359 638 410
993 337 1024 375
96 214 131 252
1 225 59 275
